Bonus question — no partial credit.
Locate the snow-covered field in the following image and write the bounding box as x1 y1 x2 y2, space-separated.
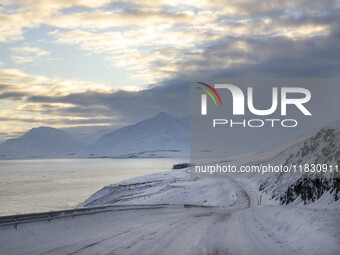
0 167 339 255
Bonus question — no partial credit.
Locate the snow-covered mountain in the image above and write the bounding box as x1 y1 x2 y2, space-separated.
0 113 189 159
89 112 189 158
0 127 83 159
258 120 340 205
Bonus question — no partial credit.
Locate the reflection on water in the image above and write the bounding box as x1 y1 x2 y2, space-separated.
0 158 183 216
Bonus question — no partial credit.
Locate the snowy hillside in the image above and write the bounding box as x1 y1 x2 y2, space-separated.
89 112 189 158
258 120 340 205
0 127 83 159
80 168 237 207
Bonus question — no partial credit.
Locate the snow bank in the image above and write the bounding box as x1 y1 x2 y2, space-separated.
252 206 340 255
81 168 238 207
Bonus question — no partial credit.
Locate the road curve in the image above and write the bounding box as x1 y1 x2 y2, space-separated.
0 179 252 255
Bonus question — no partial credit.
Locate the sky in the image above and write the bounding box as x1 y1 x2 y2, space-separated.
0 0 339 141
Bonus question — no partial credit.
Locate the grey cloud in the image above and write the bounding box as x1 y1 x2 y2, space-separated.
23 103 113 118
20 21 340 127
2 0 340 135
218 0 338 16
0 116 115 126
180 30 340 78
10 21 340 130
26 76 190 124
0 84 11 89
0 117 39 123
0 91 28 100
45 118 114 125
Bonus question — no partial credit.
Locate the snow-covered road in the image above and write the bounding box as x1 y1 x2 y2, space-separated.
0 205 235 255
0 170 339 255
0 175 249 255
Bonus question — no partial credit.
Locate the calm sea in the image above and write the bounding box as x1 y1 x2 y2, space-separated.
0 158 183 216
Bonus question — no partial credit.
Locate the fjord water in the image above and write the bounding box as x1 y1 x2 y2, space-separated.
0 158 183 216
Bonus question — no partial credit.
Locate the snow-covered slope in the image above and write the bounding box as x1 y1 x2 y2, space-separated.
89 112 189 158
80 168 238 207
258 120 340 205
0 127 84 159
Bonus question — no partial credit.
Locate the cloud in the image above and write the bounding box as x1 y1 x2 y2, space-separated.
179 31 340 78
0 91 28 100
0 115 115 125
24 76 190 121
0 0 339 139
48 8 196 29
0 68 112 96
0 7 41 42
11 46 50 63
1 0 337 84
11 46 50 56
0 66 189 137
0 67 118 135
50 29 194 83
47 2 337 83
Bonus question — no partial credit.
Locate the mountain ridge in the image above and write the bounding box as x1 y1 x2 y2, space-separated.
90 112 189 157
0 126 83 158
0 112 189 159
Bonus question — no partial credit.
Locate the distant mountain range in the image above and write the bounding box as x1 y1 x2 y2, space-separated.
0 112 189 159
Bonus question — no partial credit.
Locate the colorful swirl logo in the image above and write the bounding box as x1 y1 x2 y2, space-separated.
196 82 223 106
